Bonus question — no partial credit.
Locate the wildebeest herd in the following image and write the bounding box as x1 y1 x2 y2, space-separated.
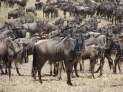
0 0 123 86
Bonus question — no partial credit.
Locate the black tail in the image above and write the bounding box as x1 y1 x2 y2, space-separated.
32 46 38 78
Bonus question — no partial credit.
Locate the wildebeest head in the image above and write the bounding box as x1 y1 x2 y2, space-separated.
63 36 76 52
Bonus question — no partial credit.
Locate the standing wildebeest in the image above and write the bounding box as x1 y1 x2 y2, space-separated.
43 5 58 18
35 1 44 10
75 33 107 78
0 36 15 77
11 38 29 76
26 7 37 16
32 37 80 85
113 39 123 74
113 7 123 24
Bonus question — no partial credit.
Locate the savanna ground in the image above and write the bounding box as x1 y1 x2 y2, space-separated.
0 0 123 92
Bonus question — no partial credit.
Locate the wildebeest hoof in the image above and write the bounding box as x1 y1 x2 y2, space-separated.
113 71 117 74
91 76 95 79
39 79 43 84
98 75 102 78
94 71 99 73
76 75 79 77
50 72 52 76
18 74 22 76
53 74 57 77
40 81 42 84
1 72 5 75
67 81 73 86
58 77 62 80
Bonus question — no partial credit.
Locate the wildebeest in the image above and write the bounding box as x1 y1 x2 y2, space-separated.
10 38 30 75
0 36 15 77
35 1 44 10
43 4 58 18
16 0 28 7
113 39 123 74
22 20 45 36
26 7 37 16
4 18 25 29
8 9 25 19
32 37 81 85
75 33 107 77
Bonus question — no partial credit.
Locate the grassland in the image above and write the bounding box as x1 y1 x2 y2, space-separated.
0 0 123 92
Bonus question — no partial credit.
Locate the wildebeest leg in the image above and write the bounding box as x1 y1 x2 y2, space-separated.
95 57 105 73
15 63 22 76
62 61 65 72
99 57 104 77
38 67 42 83
6 58 12 79
80 59 84 72
64 60 73 86
43 11 45 18
74 61 79 77
0 58 4 75
4 56 11 77
57 62 62 80
32 67 37 80
53 62 58 76
90 58 96 78
79 60 82 71
106 56 113 70
113 58 119 74
38 58 47 83
64 11 66 18
5 67 8 74
95 61 101 73
0 64 4 75
49 61 53 76
118 60 122 73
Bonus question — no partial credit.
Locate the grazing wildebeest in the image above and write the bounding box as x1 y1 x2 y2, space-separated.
32 37 80 85
42 22 58 35
4 18 25 29
16 0 28 7
8 9 25 19
53 18 65 27
22 20 45 36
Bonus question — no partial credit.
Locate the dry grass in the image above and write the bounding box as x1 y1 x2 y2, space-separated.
0 58 123 92
0 0 123 92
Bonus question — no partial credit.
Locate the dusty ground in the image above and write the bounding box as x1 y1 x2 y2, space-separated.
0 0 123 92
0 57 123 92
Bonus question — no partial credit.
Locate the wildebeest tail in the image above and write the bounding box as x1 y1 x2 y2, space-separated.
33 45 38 68
32 45 38 77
